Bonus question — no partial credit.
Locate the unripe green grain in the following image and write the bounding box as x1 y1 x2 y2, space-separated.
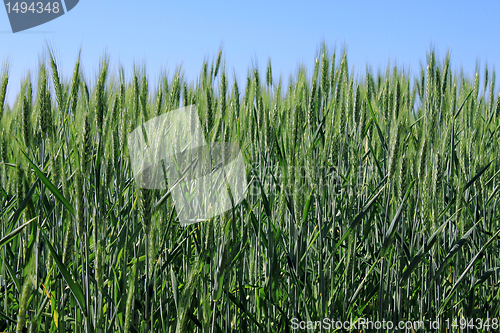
387 120 401 185
263 102 271 148
435 67 442 113
209 63 214 86
221 71 227 123
69 55 80 114
205 85 213 137
38 66 52 139
321 52 329 101
95 241 104 290
148 225 156 279
16 275 33 333
95 60 108 134
202 61 208 87
398 151 407 199
422 155 432 227
346 80 353 131
329 52 336 93
354 85 361 127
124 258 138 333
425 57 434 108
274 78 281 121
473 70 479 106
417 135 428 182
366 71 375 103
383 77 389 120
214 49 222 79
17 164 24 208
119 79 125 108
293 152 304 223
440 118 451 160
359 100 367 139
484 65 489 96
189 104 198 139
26 77 33 110
190 90 196 106
233 79 240 120
266 101 277 149
340 51 348 79
495 92 500 120
451 83 457 115
442 53 450 96
51 150 60 187
308 58 319 133
0 69 9 123
278 185 287 225
170 74 181 111
110 94 119 123
182 82 188 107
175 260 201 333
244 75 251 108
49 50 63 111
419 68 425 99
290 95 299 145
0 129 6 182
141 75 148 119
488 70 495 115
409 85 416 112
22 95 31 149
81 78 90 108
75 170 84 237
43 87 53 139
459 135 469 178
132 73 140 131
393 80 400 120
62 220 73 265
254 67 261 125
112 128 120 176
98 164 106 219
82 111 92 172
266 59 273 87
140 188 152 234
153 87 163 117
334 64 343 110
431 151 442 220
388 89 393 122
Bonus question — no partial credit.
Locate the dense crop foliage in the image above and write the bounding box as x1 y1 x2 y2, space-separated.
1 45 500 332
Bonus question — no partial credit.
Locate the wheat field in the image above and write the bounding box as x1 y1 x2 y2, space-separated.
1 44 500 332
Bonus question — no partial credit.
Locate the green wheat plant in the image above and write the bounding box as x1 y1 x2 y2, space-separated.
0 44 500 332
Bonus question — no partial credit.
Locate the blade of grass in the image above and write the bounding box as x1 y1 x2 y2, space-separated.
454 88 475 120
401 210 459 282
6 179 38 233
225 289 264 331
380 180 415 257
0 309 16 324
20 149 75 216
4 257 21 293
35 219 86 315
333 183 387 253
366 97 387 151
438 226 500 315
0 216 36 249
463 160 493 191
435 219 481 278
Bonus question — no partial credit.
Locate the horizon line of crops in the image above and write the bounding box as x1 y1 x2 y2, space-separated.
0 43 500 332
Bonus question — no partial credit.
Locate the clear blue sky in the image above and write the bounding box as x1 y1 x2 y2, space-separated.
1 0 499 107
